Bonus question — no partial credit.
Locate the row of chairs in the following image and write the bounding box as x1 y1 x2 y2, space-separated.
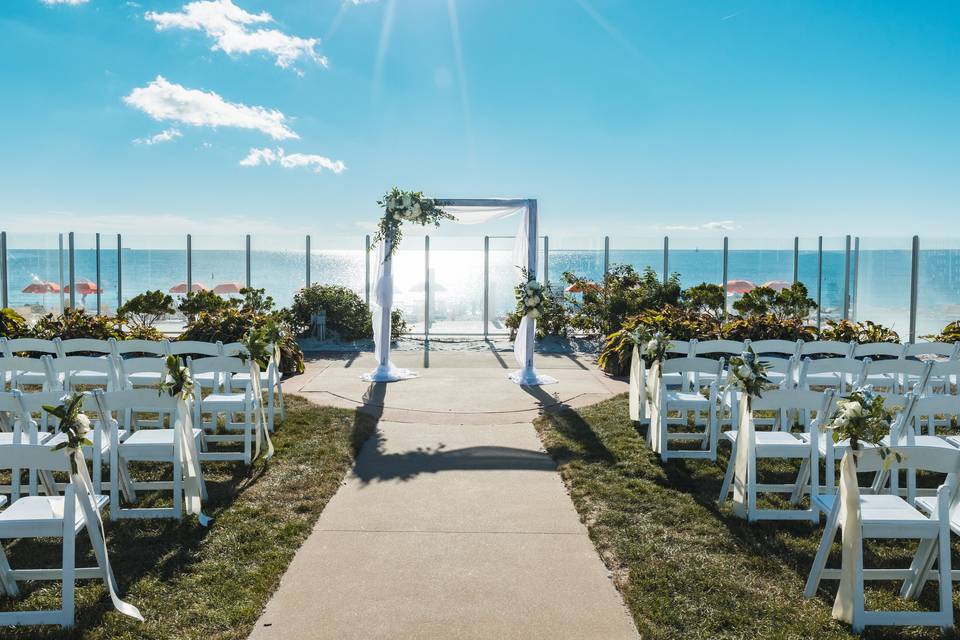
664 337 960 361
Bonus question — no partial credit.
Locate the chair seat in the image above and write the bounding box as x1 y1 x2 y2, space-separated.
201 393 250 409
127 371 163 386
663 391 708 406
0 494 109 537
661 372 684 387
193 371 217 387
881 434 958 450
69 371 110 386
230 372 269 385
722 430 807 457
0 432 53 445
46 430 127 456
122 428 203 448
817 494 934 532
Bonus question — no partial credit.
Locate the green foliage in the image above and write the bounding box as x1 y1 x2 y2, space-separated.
924 320 960 344
178 289 234 321
827 387 897 455
178 308 305 375
819 319 900 344
565 265 681 336
289 284 407 342
238 287 275 315
721 315 816 342
732 282 817 322
0 307 29 339
118 290 175 329
42 392 92 473
681 282 725 320
726 346 774 399
374 187 456 257
598 304 717 375
159 354 194 400
30 308 123 341
504 281 571 339
125 324 167 341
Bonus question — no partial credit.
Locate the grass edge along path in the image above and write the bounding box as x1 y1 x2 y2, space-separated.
0 394 376 640
534 394 960 640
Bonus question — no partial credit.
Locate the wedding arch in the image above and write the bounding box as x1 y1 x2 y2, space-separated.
363 193 557 386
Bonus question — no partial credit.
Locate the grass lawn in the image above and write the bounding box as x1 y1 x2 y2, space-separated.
535 394 960 640
0 394 376 640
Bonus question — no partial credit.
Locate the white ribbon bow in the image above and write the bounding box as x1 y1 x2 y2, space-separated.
731 396 756 520
249 361 274 462
174 398 211 526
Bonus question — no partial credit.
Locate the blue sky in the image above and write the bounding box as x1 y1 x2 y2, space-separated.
0 0 958 243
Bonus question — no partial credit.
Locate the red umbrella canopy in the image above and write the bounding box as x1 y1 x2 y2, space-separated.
565 281 600 293
169 282 209 294
213 282 244 294
64 279 101 295
761 280 792 292
726 279 756 294
22 280 60 294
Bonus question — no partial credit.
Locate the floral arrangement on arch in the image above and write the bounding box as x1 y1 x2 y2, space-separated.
515 269 545 319
825 385 900 463
373 188 456 258
725 346 774 400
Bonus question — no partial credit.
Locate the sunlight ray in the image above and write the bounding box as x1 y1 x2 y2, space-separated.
573 0 655 69
372 0 397 102
447 0 475 155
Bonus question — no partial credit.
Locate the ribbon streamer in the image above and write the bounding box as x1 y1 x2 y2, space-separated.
628 345 644 422
68 448 143 621
174 398 210 526
248 361 274 462
832 451 861 624
731 396 755 519
646 360 662 452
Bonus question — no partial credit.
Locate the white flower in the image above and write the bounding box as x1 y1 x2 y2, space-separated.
392 212 402 221
527 281 543 291
412 203 422 217
75 413 91 437
402 194 412 208
528 308 541 318
737 364 752 379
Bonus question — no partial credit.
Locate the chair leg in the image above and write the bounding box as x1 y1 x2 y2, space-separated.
901 537 937 600
0 547 20 597
61 511 76 628
790 459 810 506
939 530 955 629
718 440 737 505
804 506 841 598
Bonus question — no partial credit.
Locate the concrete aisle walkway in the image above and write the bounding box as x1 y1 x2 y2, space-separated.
249 417 639 640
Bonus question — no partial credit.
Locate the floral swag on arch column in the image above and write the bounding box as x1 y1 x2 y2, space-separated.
362 188 557 385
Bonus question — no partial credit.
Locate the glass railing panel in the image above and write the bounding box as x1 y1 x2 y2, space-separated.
6 232 64 319
607 236 663 281
426 235 484 336
852 237 912 337
917 237 960 339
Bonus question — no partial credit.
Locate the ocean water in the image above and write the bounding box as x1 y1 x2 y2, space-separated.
4 246 960 338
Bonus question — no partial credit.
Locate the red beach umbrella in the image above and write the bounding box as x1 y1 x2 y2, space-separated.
22 280 60 294
565 281 600 293
726 279 756 294
169 282 209 294
213 282 244 294
64 279 101 295
761 280 792 291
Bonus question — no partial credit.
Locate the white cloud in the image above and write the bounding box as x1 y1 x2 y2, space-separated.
123 75 298 140
40 0 89 5
240 147 346 174
145 0 327 70
657 220 739 232
133 127 182 145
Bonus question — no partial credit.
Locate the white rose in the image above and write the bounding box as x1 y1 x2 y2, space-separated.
737 364 752 378
392 212 402 221
75 413 91 437
530 295 541 306
528 309 541 318
412 203 422 217
402 194 412 207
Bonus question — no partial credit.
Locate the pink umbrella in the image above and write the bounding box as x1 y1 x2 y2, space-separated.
726 279 756 294
169 282 209 294
761 280 792 291
64 279 101 295
565 281 600 293
213 282 244 294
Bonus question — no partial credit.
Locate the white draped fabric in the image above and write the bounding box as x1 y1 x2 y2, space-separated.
731 396 755 520
364 199 556 385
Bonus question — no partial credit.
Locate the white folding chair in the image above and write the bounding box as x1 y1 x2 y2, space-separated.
749 339 802 359
1 338 61 388
718 388 829 521
905 342 960 360
804 444 958 633
115 356 167 390
800 340 855 359
111 338 169 358
653 356 723 461
48 355 119 392
170 341 223 389
57 338 112 357
189 356 260 464
0 390 49 502
797 356 866 394
0 355 59 392
228 342 285 431
94 389 205 520
862 358 927 395
0 444 111 629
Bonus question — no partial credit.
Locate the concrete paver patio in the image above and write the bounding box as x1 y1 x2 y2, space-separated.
249 352 637 640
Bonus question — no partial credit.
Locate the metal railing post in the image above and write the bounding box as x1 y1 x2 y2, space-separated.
909 235 920 343
365 235 371 306
0 231 7 309
842 235 851 321
245 234 252 288
793 236 799 284
424 235 430 339
186 234 192 294
817 236 823 331
543 235 549 284
662 236 669 284
58 234 65 312
116 234 122 309
603 235 610 278
483 235 490 339
851 237 860 322
722 237 729 320
68 232 76 309
305 235 311 288
95 233 101 315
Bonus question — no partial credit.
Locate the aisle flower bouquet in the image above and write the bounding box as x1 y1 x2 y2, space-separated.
825 385 899 462
43 392 92 473
373 188 456 258
725 346 773 401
